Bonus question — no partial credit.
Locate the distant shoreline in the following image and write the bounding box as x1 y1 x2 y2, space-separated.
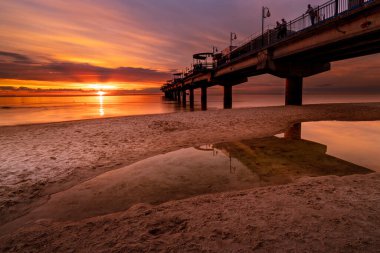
1 92 380 98
0 93 163 98
1 101 380 128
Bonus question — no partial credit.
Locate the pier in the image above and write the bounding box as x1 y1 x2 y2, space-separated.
161 0 380 109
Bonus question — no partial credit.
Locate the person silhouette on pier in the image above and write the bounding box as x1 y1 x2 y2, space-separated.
276 21 282 39
276 19 287 39
306 4 316 25
281 19 287 38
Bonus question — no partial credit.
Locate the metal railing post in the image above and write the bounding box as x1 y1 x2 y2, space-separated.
335 0 339 16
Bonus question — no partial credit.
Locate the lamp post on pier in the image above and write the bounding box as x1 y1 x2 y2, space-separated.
230 32 237 48
261 6 271 46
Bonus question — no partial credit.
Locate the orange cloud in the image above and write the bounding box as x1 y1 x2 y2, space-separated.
0 51 170 85
0 0 379 94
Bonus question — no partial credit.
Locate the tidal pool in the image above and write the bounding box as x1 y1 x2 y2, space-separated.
13 121 379 224
300 121 380 171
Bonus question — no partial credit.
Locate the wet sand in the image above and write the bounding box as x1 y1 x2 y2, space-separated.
1 103 380 252
1 174 380 252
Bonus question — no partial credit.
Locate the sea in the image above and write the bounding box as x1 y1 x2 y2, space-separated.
0 93 379 126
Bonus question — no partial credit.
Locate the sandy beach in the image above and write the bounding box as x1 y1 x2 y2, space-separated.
1 103 380 252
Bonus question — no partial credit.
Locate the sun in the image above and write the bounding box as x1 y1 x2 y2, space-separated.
87 84 116 96
88 84 116 90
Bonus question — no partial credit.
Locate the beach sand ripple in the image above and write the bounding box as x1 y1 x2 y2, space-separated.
0 173 379 252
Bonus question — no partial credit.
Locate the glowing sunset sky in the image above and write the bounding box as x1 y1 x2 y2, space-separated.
0 0 379 94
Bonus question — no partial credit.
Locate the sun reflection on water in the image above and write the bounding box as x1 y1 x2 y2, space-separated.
98 91 105 116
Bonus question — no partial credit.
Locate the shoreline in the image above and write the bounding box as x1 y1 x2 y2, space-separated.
1 101 380 127
1 103 380 251
0 93 163 98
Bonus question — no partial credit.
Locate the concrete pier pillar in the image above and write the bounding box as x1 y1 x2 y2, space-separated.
223 84 233 109
284 123 302 140
189 88 194 110
285 77 303 105
177 90 181 104
182 89 187 107
201 86 207 111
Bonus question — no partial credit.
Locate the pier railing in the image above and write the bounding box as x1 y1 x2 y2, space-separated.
286 0 372 34
218 0 373 67
163 0 374 89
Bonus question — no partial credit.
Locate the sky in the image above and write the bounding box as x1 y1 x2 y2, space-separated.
0 0 379 95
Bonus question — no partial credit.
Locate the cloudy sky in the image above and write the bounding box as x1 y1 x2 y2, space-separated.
0 0 379 94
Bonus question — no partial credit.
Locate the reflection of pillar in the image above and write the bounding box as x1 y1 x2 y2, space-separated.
182 89 186 107
201 86 207 111
285 77 303 106
223 84 232 109
284 123 302 140
189 88 194 110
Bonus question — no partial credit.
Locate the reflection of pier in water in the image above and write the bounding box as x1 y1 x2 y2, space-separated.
26 122 375 223
284 123 302 140
195 144 219 156
212 123 373 185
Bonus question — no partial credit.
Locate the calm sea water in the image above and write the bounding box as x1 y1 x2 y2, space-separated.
0 94 379 126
